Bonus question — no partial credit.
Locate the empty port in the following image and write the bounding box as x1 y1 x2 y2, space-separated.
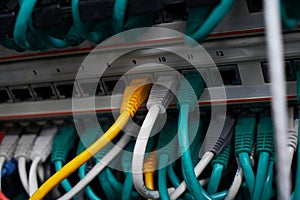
0 88 13 103
31 83 57 100
10 86 35 102
78 79 104 97
245 0 262 13
54 81 79 99
261 61 296 83
210 65 242 86
102 77 125 95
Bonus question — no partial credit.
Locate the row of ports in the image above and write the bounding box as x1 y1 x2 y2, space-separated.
0 77 125 103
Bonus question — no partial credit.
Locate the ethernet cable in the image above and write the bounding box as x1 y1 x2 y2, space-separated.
121 142 135 200
252 116 274 200
234 115 256 196
30 77 151 200
71 0 104 43
132 75 179 199
175 72 206 200
207 145 231 194
0 126 21 191
264 0 291 199
1 159 17 178
144 150 157 197
186 0 234 42
280 0 298 29
113 0 127 33
286 108 298 172
58 133 131 200
157 118 178 200
14 0 48 50
51 126 77 197
261 152 275 200
28 127 57 196
170 114 234 200
224 163 243 200
14 125 40 195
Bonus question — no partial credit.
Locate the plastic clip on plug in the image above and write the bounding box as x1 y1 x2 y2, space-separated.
234 115 256 196
252 116 274 200
51 126 77 197
207 145 231 194
29 127 58 196
0 126 21 190
14 126 40 195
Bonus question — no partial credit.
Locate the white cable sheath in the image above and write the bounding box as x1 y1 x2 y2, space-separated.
58 134 131 200
18 157 29 194
170 152 214 200
263 0 290 199
225 166 243 200
0 157 5 191
29 157 41 196
132 105 161 199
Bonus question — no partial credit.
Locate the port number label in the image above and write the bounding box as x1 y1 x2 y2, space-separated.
216 50 225 57
158 56 167 63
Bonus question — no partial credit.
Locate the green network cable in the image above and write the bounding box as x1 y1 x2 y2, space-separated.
121 142 140 200
261 152 275 200
295 70 300 200
51 126 77 199
252 116 274 200
113 0 127 33
14 0 50 50
157 118 178 200
235 115 256 196
71 0 109 43
207 145 231 194
186 0 234 42
177 73 207 200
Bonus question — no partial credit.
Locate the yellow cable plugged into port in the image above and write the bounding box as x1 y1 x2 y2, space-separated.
144 150 157 196
29 78 152 200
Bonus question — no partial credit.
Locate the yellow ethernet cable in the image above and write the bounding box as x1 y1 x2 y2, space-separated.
144 150 157 192
29 78 152 200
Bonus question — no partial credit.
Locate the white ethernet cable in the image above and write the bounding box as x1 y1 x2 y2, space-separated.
14 133 37 195
286 108 298 171
132 75 179 199
224 164 243 200
28 127 57 196
58 133 131 200
264 0 290 199
0 127 21 190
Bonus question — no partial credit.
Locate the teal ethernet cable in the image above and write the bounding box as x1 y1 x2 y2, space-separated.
235 115 256 196
113 0 127 33
121 142 135 200
51 126 77 199
177 73 206 200
186 0 235 42
280 0 298 30
71 0 108 43
78 162 101 200
157 118 178 200
207 145 231 194
14 0 49 50
252 116 274 200
0 37 24 52
76 122 113 200
261 153 275 200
